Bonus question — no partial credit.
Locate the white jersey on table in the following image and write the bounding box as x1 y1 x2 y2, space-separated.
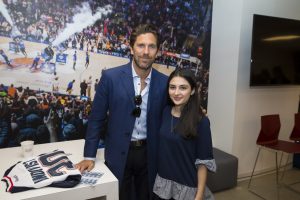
2 150 81 193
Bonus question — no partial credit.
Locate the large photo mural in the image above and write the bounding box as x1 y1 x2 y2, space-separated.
0 0 213 148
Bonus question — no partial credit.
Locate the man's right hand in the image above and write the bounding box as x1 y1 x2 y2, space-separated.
75 160 95 173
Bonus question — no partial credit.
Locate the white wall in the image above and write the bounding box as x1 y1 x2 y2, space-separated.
208 0 300 177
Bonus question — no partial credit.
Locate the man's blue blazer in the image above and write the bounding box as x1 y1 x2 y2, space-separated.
84 62 168 188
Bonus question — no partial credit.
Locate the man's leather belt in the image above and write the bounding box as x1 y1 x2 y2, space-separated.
130 139 147 147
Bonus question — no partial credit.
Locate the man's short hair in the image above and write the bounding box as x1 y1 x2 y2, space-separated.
129 24 160 48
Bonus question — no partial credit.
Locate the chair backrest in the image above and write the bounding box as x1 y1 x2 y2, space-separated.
257 114 281 145
290 113 300 141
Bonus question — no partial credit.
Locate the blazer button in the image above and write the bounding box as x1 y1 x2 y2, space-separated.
121 151 125 155
125 132 130 137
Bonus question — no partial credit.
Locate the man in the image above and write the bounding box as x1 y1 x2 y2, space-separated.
80 79 88 97
19 39 27 57
66 80 75 95
30 53 40 70
76 24 168 200
86 76 92 98
94 78 99 92
52 72 59 94
0 49 13 67
43 44 54 71
85 51 90 68
73 51 77 70
13 37 20 54
7 84 17 98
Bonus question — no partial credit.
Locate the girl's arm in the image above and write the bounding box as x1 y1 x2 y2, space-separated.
195 165 207 200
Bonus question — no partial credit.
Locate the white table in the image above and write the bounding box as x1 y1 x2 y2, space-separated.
0 139 118 200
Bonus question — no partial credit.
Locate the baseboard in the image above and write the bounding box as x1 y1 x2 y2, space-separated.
237 162 293 182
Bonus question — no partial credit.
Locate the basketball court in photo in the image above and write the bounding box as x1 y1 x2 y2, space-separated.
0 36 175 98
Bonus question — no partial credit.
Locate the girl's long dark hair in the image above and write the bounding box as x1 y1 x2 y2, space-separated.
167 68 203 138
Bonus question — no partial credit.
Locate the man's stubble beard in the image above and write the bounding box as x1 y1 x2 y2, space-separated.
133 56 154 71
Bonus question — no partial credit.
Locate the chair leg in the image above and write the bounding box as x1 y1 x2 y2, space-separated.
275 152 279 184
280 153 290 182
278 151 284 172
248 147 261 188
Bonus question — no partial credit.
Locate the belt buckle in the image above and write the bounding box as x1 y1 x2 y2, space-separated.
136 140 142 147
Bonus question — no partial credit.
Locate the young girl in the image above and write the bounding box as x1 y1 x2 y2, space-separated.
153 69 216 200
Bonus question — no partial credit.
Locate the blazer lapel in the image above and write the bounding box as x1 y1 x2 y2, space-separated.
120 63 135 105
147 69 161 112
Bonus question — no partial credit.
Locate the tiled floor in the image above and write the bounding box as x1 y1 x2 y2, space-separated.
91 168 300 200
214 168 300 200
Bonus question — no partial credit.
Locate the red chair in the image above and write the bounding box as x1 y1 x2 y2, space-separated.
290 113 300 141
281 113 300 180
248 114 300 189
